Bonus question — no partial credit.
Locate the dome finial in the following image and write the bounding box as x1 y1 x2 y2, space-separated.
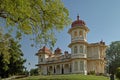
77 14 79 20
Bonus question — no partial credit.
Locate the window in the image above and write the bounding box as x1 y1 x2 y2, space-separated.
80 46 83 53
74 31 77 37
79 31 83 37
80 61 84 71
74 46 78 54
41 58 43 62
74 61 78 71
39 55 41 57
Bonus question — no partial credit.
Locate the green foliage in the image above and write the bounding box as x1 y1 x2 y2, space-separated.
106 41 120 74
88 71 95 75
116 67 120 80
0 32 11 72
0 32 26 78
7 38 26 76
30 68 39 76
0 0 71 47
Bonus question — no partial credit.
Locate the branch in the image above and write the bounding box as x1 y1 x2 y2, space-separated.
0 12 18 23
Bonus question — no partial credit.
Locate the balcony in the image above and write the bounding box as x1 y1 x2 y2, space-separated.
71 37 86 42
71 53 87 59
46 54 71 63
38 61 46 64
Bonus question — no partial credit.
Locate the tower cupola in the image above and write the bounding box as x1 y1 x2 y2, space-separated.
71 15 86 27
68 15 89 44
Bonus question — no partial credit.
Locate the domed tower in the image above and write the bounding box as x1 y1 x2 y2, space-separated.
68 15 89 55
68 15 89 42
68 15 89 75
36 46 52 75
36 46 52 64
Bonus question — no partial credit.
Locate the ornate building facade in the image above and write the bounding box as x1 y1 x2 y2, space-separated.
36 15 107 75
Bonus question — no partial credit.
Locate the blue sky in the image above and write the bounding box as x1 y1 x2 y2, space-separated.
21 0 120 70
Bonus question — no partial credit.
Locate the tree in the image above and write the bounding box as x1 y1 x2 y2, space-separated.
0 32 26 78
0 0 71 47
106 41 120 74
7 38 26 76
30 68 39 76
0 32 11 78
116 67 120 80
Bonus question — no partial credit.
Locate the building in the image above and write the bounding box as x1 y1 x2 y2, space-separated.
36 15 107 75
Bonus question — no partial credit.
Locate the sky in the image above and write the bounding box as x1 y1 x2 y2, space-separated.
20 0 120 70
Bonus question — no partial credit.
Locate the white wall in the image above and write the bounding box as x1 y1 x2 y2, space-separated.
87 46 99 58
71 29 87 42
71 44 86 54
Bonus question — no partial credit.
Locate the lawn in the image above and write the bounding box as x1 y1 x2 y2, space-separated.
15 74 110 80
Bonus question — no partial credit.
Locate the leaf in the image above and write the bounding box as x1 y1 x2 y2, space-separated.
0 0 71 48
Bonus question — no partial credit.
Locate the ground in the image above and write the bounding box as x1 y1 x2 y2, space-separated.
14 74 112 80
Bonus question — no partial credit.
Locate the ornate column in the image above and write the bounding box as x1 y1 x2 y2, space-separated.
84 60 87 75
47 66 49 75
72 61 74 73
60 64 62 74
43 65 48 75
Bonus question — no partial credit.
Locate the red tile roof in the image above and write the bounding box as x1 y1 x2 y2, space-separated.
71 15 86 27
36 46 52 55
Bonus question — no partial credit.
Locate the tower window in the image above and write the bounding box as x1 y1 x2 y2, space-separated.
79 31 83 37
39 55 41 57
74 31 77 37
74 61 78 71
74 46 78 54
80 61 84 71
41 58 43 62
80 46 83 53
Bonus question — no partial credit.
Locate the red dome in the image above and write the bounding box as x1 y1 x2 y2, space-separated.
71 15 86 27
36 46 52 55
39 46 50 52
54 47 62 55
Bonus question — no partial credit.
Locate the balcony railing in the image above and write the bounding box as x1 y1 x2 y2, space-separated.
38 61 46 64
46 54 71 63
71 53 87 58
87 55 105 60
71 37 86 42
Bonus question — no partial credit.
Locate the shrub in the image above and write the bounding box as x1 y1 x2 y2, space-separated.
99 73 104 76
116 67 120 80
30 68 39 76
89 71 95 75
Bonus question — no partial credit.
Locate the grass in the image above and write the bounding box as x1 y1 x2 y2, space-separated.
15 74 110 80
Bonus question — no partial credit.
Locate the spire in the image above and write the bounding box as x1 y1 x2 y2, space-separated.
77 14 79 20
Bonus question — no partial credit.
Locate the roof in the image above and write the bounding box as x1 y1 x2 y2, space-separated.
36 46 52 56
88 40 107 47
71 15 86 27
68 15 89 34
54 47 62 55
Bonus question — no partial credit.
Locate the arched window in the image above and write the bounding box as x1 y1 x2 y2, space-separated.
80 46 83 53
74 46 78 54
41 58 43 62
79 31 83 37
80 61 84 71
74 31 77 37
74 61 78 71
39 55 41 57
